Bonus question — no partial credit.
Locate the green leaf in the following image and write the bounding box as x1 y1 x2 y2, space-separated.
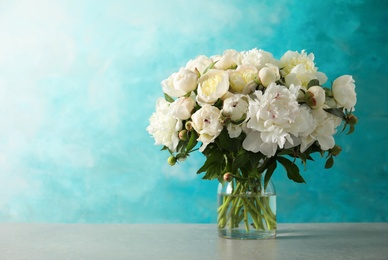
232 150 251 172
277 157 306 183
175 140 185 153
277 149 294 156
323 87 333 97
323 108 346 119
218 129 239 153
202 61 218 75
202 155 226 180
249 153 265 170
176 153 187 161
217 175 226 186
325 155 334 169
196 149 223 174
306 155 315 161
202 164 222 180
347 124 355 135
307 79 320 88
184 91 192 98
185 131 198 153
194 68 201 78
164 93 175 103
264 161 277 189
213 98 223 109
161 146 173 156
298 152 308 170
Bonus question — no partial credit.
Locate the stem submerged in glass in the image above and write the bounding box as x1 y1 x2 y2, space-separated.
217 180 276 233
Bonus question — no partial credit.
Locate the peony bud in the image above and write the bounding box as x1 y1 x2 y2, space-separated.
185 121 193 131
223 172 233 182
304 91 316 107
305 86 325 109
178 130 188 141
258 67 277 87
167 156 177 166
332 75 357 110
330 145 342 156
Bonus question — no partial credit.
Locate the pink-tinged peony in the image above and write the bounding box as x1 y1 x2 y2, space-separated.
191 104 223 152
243 83 300 157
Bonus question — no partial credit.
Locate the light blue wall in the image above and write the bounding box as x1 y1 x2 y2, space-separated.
0 0 386 223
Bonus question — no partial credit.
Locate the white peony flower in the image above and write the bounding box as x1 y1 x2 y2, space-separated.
284 65 317 87
196 69 229 105
169 96 196 120
292 105 317 152
294 105 316 137
213 49 242 70
161 67 198 98
228 65 258 94
280 50 327 87
186 55 213 74
221 94 249 123
191 104 223 152
283 104 317 151
280 50 316 76
332 75 357 110
258 64 280 87
147 98 182 152
300 108 342 151
241 49 277 70
243 131 278 157
243 83 300 157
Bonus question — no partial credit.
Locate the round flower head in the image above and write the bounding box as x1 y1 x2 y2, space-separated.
162 67 198 98
146 98 182 152
196 69 229 105
332 75 357 110
191 104 223 152
243 83 300 157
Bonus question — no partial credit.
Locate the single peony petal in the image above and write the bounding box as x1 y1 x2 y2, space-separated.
242 131 262 153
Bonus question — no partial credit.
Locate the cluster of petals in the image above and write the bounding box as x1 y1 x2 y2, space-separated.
148 48 357 157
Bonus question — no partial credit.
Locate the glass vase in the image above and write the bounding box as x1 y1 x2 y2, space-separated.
217 175 276 240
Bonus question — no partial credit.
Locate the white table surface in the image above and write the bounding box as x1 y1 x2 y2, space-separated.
0 223 387 260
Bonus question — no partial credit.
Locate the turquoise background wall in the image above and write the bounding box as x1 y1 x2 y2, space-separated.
0 0 386 223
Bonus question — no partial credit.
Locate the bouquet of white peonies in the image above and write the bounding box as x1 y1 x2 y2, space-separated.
147 48 358 236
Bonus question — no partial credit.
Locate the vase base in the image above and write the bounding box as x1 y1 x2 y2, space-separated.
218 229 276 240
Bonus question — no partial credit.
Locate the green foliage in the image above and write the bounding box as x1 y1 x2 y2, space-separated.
347 124 355 135
160 92 357 189
324 108 346 119
164 93 174 103
202 61 218 75
277 156 306 183
185 131 198 153
264 160 277 189
307 79 320 88
325 155 334 169
197 146 226 180
217 129 240 153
